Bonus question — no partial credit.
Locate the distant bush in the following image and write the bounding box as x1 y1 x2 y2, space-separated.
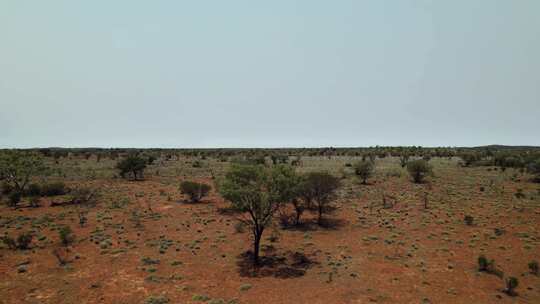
69 186 99 206
353 161 374 184
399 155 410 168
528 159 540 182
299 171 340 225
116 154 147 180
459 152 481 167
41 182 67 196
1 235 16 249
406 160 432 183
478 255 493 272
145 296 169 304
504 277 519 296
2 232 33 250
478 255 503 277
529 260 539 275
59 226 75 246
180 181 211 203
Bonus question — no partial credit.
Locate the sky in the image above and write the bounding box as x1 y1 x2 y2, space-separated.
1 1 539 148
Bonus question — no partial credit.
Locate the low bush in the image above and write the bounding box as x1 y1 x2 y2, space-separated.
41 182 67 196
406 160 432 183
529 260 539 275
353 161 374 184
69 187 99 205
478 255 503 277
504 277 519 296
180 181 211 203
1 232 33 250
59 226 75 246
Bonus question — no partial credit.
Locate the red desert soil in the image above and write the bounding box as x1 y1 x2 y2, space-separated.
1 165 539 304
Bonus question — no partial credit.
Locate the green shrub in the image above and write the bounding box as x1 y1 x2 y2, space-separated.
192 294 210 301
406 160 432 183
16 233 33 249
478 255 503 277
504 277 518 296
1 235 17 250
478 255 493 272
7 191 21 207
26 183 42 197
2 232 34 250
527 159 540 182
41 182 67 196
116 154 147 180
59 226 75 246
145 296 169 304
399 155 410 167
529 260 539 275
299 171 340 225
180 181 211 203
353 161 374 184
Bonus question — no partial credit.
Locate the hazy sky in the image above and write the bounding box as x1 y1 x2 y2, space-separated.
1 1 539 148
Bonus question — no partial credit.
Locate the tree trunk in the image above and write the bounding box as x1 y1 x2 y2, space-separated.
317 203 323 225
295 208 302 225
253 229 262 265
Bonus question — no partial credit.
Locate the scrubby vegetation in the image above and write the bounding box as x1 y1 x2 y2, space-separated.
0 146 539 303
179 181 211 203
406 159 431 183
353 160 374 184
116 154 147 180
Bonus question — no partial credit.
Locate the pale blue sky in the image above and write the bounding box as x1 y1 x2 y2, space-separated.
1 1 539 148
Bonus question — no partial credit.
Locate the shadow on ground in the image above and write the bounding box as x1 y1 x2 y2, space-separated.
236 247 317 279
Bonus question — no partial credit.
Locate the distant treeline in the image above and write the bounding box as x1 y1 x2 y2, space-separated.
1 145 539 163
1 145 540 182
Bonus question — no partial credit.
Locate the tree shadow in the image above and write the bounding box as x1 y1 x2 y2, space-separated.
282 217 348 232
217 206 242 215
178 199 212 205
317 217 348 230
236 248 317 279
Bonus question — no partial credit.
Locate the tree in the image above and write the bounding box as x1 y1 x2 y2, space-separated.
180 181 211 203
219 164 295 265
354 160 374 184
270 165 302 226
528 159 540 182
116 154 147 180
399 154 410 168
406 159 432 183
300 172 340 225
0 151 48 195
